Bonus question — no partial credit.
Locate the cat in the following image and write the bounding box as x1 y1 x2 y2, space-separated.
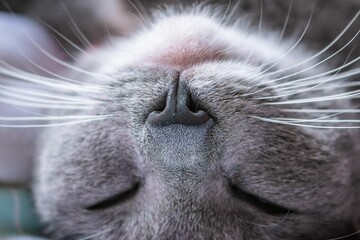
1 0 360 239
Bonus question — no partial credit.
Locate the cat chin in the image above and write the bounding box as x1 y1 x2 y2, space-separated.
90 12 314 85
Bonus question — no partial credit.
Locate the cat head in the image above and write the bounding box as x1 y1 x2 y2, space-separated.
34 8 360 240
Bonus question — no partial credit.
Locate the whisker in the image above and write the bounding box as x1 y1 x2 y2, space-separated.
0 63 104 93
243 0 264 65
0 115 111 121
5 8 111 81
133 0 150 19
53 35 89 67
263 88 360 105
264 10 360 77
274 111 345 122
24 33 115 82
257 69 343 100
0 89 99 106
0 117 110 128
281 109 360 113
0 84 96 103
251 1 315 77
225 0 241 24
222 0 232 23
275 119 360 123
257 47 356 100
30 13 105 65
258 0 263 35
327 230 360 240
14 46 109 89
76 228 112 240
278 0 293 45
258 205 292 228
251 116 360 129
241 58 359 98
283 82 360 94
0 97 93 110
127 0 148 24
104 21 115 46
275 67 360 92
271 55 360 88
61 3 95 51
261 29 360 84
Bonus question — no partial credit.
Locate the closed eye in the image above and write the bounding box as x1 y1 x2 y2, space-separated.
85 183 140 211
229 183 296 216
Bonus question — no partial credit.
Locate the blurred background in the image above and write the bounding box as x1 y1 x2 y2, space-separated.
0 0 358 239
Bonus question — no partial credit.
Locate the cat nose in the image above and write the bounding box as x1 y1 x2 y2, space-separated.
147 80 210 126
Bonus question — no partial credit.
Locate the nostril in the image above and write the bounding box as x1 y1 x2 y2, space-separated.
147 79 211 126
187 95 200 113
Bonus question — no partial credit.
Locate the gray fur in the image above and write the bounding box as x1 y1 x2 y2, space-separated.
6 1 359 239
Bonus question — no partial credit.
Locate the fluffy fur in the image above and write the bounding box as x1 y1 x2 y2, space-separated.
29 3 360 240
1 0 360 239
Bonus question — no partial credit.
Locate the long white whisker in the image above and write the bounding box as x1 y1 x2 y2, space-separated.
0 97 92 110
53 37 90 68
15 46 108 89
252 116 360 129
127 0 148 24
243 0 264 65
0 84 96 103
257 48 356 100
281 109 360 113
278 0 293 45
225 0 241 24
274 119 360 123
261 29 360 84
25 34 114 81
273 55 360 88
264 88 360 105
276 67 360 91
257 69 343 100
251 1 315 77
30 14 105 64
222 0 232 23
61 3 95 50
8 9 111 81
274 111 345 123
283 82 360 94
327 230 360 240
76 228 112 240
0 88 98 105
0 117 110 128
0 64 103 93
0 115 111 121
264 10 360 77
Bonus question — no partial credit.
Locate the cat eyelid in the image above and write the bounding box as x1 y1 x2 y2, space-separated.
85 182 140 211
229 183 297 216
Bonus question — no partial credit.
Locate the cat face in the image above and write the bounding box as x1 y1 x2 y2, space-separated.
34 10 360 240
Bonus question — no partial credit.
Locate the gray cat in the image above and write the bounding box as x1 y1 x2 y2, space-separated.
1 0 360 239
